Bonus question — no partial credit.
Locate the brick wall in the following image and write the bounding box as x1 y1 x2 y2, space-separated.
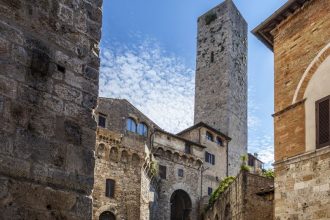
273 0 330 160
0 0 102 219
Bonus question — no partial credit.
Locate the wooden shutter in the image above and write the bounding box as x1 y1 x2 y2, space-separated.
316 96 330 149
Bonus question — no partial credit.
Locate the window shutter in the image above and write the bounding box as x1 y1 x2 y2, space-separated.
316 96 330 148
212 154 215 165
205 152 208 162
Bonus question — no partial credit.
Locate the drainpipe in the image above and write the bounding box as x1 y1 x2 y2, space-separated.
226 141 229 177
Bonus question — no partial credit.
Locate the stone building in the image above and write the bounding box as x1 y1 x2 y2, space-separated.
194 0 248 177
247 153 264 174
0 0 102 219
203 171 274 220
253 0 330 219
93 98 232 220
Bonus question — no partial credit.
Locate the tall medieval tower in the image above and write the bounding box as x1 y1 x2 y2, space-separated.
194 0 247 176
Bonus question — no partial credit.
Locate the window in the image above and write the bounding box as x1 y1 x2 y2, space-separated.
216 137 223 146
185 143 191 154
316 96 330 149
210 51 214 63
126 118 137 133
159 165 167 179
208 187 213 196
248 155 255 167
206 131 214 141
98 114 106 128
137 123 148 137
205 152 215 165
178 169 184 177
105 179 115 198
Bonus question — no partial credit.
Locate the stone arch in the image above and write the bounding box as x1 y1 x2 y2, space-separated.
293 42 330 103
96 143 106 159
303 55 330 151
170 189 192 220
173 152 180 162
120 150 129 163
109 147 118 161
99 211 115 220
95 205 117 220
156 147 165 156
131 153 140 166
165 150 172 160
181 155 188 163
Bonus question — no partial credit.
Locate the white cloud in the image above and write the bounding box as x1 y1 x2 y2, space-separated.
100 37 275 168
100 38 194 133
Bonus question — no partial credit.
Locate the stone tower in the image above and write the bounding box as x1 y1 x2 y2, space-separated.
194 0 247 176
0 0 102 219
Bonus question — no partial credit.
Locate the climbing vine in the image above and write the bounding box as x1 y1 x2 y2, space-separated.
207 176 236 210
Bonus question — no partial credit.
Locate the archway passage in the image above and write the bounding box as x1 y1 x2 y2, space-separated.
99 211 115 220
170 189 192 220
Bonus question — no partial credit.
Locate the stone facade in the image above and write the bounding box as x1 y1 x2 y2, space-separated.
0 0 102 219
93 98 232 220
194 0 248 177
203 171 274 220
253 0 330 219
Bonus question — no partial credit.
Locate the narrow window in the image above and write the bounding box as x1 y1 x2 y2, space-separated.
105 179 115 198
137 123 148 137
316 96 330 148
98 114 106 128
205 152 215 165
185 143 191 154
210 51 214 63
208 187 213 196
159 165 167 179
178 169 184 177
216 137 223 146
206 131 214 142
126 118 137 133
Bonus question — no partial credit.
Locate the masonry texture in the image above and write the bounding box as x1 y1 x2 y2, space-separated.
194 0 248 177
253 0 330 219
0 0 102 219
203 171 274 220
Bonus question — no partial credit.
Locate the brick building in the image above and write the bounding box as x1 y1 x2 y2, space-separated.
253 0 330 219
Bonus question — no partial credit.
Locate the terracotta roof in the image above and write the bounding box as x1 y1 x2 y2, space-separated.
176 122 231 141
252 0 310 51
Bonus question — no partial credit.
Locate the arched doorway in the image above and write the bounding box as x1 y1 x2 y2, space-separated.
170 189 192 220
99 211 115 220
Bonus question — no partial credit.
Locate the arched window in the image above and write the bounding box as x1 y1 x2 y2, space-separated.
216 137 223 146
99 211 115 220
126 118 137 133
137 123 148 137
206 131 214 141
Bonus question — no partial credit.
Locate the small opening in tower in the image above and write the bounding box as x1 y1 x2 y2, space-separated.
211 52 214 63
57 64 66 73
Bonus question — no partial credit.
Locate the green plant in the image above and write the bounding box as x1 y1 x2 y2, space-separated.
205 13 217 25
262 169 275 178
149 161 158 177
207 176 236 210
240 155 250 172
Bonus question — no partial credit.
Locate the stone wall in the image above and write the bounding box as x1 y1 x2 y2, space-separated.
194 0 247 177
274 146 330 220
0 0 102 219
93 128 150 220
203 172 274 220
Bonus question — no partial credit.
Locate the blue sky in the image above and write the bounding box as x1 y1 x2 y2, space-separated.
99 0 287 167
